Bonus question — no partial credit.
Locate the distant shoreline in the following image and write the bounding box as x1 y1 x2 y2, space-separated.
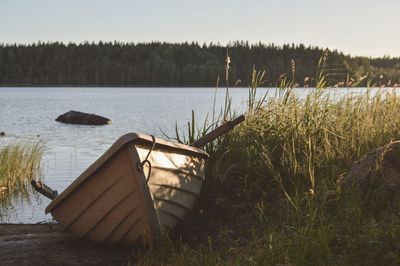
0 84 248 88
0 85 390 89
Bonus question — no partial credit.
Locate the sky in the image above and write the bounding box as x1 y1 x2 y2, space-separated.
1 0 399 58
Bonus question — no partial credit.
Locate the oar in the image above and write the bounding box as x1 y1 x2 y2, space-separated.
31 180 58 200
192 115 245 148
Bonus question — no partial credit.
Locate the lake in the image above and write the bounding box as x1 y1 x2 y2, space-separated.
0 86 384 223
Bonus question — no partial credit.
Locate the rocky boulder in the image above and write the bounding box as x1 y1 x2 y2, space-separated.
56 110 112 125
342 141 400 192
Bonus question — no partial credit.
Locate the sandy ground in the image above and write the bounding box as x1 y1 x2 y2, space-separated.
0 224 136 265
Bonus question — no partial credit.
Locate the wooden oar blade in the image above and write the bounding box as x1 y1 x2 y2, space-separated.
192 115 245 148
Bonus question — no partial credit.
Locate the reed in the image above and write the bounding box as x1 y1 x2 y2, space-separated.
141 51 400 265
0 141 44 205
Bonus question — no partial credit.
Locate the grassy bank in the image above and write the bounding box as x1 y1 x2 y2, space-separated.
0 141 44 207
142 80 400 263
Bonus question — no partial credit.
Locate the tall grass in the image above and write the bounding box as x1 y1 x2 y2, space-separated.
143 53 400 265
0 141 44 206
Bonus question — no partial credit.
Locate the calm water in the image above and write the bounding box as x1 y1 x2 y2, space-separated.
0 86 383 223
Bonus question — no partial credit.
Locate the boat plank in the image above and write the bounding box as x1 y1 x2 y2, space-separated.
68 174 136 238
82 193 139 241
136 147 205 178
105 213 143 244
154 200 188 220
51 148 131 226
151 188 197 209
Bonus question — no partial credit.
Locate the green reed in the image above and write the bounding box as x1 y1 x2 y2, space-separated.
0 141 44 205
147 51 400 265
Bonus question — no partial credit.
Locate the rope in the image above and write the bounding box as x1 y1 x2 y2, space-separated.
137 135 156 187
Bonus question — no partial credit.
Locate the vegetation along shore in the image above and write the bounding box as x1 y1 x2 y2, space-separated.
140 56 400 264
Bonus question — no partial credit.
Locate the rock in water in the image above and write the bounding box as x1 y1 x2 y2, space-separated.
342 141 400 191
0 131 5 137
56 110 112 125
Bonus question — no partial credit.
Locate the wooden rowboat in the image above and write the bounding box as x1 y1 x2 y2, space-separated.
32 115 245 246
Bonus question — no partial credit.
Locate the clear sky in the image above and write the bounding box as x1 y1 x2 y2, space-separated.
1 0 399 57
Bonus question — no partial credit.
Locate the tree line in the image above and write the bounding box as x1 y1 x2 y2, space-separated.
0 41 399 87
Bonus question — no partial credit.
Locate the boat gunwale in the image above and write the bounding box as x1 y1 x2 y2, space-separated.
45 133 208 214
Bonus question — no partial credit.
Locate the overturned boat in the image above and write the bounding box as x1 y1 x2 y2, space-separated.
32 115 244 246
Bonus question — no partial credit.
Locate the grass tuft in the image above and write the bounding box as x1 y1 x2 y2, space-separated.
0 141 44 206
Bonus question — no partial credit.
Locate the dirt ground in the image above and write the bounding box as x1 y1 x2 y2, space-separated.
0 223 136 266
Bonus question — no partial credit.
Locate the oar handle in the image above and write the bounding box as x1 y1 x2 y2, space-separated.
31 180 58 200
192 115 245 148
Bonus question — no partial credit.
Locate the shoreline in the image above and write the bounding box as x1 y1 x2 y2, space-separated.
0 223 133 265
0 85 390 89
0 84 248 88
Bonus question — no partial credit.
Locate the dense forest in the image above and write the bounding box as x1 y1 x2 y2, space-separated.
0 41 399 87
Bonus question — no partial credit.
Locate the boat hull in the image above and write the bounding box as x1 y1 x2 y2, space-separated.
45 133 208 246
